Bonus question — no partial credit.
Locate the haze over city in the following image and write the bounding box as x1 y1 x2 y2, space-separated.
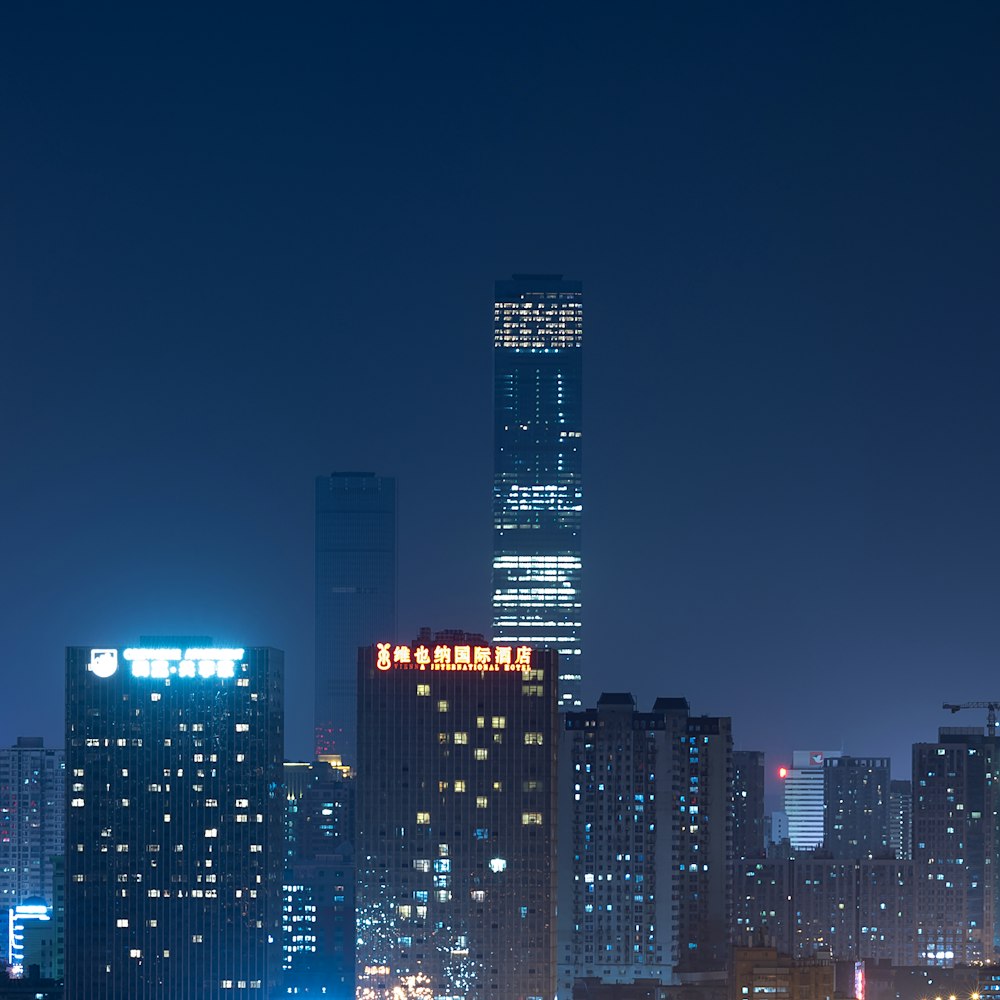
4 3 999 780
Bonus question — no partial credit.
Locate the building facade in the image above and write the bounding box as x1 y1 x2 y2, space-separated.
733 750 766 860
355 635 558 1000
912 727 1000 966
782 751 842 851
889 780 912 862
823 756 891 859
558 695 732 994
315 472 397 763
65 641 284 999
492 274 583 710
734 857 917 966
283 759 355 998
0 739 64 934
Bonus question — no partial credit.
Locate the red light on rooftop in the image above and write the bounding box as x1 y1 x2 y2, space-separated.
778 767 788 779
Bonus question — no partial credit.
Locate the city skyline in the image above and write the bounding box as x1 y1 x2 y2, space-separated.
3 5 999 788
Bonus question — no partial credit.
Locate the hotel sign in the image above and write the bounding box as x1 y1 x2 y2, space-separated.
375 642 532 672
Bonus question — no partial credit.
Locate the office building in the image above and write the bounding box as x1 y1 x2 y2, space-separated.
355 633 558 999
315 472 396 762
889 780 912 861
823 756 891 859
283 760 355 998
0 738 65 922
558 695 732 993
782 751 842 851
65 640 284 999
733 750 766 860
912 727 1000 966
492 274 583 710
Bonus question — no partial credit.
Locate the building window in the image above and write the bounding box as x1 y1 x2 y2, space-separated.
522 812 543 825
417 812 430 825
524 732 544 745
417 684 430 697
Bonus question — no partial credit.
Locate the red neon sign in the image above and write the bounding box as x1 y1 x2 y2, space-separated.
375 642 533 672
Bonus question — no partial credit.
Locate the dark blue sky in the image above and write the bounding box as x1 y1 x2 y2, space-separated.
2 3 998 782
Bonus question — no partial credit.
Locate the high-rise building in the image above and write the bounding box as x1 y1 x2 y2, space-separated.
355 633 558 999
315 473 397 762
912 727 999 966
0 738 64 926
492 274 583 710
558 695 732 993
733 857 917 965
889 779 912 861
733 750 766 860
283 759 355 998
65 640 284 999
782 751 842 851
557 694 679 994
823 756 891 859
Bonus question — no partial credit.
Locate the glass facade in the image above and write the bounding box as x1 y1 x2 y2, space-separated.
355 635 558 1000
65 641 284 999
493 275 583 710
315 473 397 763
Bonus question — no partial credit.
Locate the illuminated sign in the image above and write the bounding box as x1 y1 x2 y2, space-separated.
88 649 119 678
87 647 246 680
374 642 533 673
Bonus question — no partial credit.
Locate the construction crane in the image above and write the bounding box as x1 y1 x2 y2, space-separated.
942 701 1000 737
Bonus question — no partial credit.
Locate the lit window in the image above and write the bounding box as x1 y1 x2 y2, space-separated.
522 812 543 825
491 716 506 729
477 796 488 809
437 700 449 713
454 780 466 793
524 732 544 745
454 732 468 745
417 812 430 825
475 748 488 761
417 684 430 697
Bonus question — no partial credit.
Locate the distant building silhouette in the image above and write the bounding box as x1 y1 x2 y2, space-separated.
492 275 583 709
314 473 396 763
733 750 766 860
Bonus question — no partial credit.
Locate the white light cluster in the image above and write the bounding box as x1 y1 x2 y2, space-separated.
121 647 245 679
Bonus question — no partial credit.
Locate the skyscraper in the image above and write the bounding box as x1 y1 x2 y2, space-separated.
65 640 284 999
492 274 583 710
0 738 65 927
782 750 843 851
315 473 396 762
823 755 891 859
355 633 558 1000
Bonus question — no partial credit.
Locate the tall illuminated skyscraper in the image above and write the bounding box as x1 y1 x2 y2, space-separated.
315 473 396 762
492 274 583 709
65 640 284 999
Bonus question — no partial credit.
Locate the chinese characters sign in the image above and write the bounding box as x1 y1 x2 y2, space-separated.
375 643 532 672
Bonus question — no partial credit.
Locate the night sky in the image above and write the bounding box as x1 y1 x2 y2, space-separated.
3 4 999 790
